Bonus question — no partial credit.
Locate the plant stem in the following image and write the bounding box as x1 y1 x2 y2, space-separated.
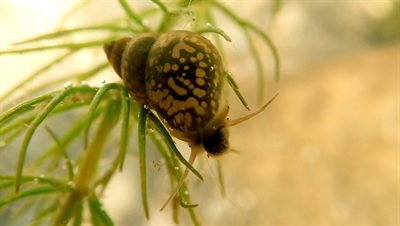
52 101 120 225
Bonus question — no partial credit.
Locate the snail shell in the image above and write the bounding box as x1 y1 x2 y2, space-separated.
104 30 230 156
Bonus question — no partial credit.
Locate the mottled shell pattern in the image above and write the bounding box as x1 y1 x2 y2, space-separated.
103 30 230 156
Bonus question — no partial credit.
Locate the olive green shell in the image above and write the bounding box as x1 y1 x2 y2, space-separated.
104 30 229 154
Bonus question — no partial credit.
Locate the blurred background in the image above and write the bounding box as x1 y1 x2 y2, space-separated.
0 0 398 225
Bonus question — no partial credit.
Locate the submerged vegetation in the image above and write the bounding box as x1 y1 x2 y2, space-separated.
0 0 279 225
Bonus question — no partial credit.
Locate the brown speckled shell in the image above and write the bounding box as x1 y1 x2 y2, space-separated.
104 30 230 151
145 31 229 142
121 33 160 106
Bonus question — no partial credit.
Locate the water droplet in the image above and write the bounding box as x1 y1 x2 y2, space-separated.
174 166 179 170
210 66 214 71
143 105 149 109
163 119 168 123
81 80 87 85
142 19 149 26
0 141 6 148
63 81 72 89
206 22 212 27
67 181 76 189
184 190 189 195
168 127 174 131
39 174 45 178
102 80 106 84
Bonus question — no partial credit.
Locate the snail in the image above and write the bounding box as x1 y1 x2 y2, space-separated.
103 30 277 211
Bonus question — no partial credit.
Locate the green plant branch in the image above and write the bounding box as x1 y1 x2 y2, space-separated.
213 1 280 103
44 126 75 181
118 0 150 32
88 192 114 225
138 107 150 219
0 91 59 125
52 100 120 225
12 24 134 45
147 112 203 181
15 86 96 194
83 83 126 149
0 186 63 208
0 39 116 54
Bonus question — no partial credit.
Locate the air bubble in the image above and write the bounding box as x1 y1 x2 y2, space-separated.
102 80 106 84
0 141 6 148
163 119 168 123
33 178 39 183
67 181 76 189
206 22 212 27
168 127 174 131
174 166 179 170
143 105 149 109
210 66 214 71
184 190 189 195
63 81 72 89
39 174 45 178
149 128 155 132
81 80 87 85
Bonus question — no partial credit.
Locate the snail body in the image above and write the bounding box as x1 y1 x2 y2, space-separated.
103 30 277 211
104 30 230 156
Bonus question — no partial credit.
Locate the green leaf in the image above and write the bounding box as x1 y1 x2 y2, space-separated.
138 106 150 219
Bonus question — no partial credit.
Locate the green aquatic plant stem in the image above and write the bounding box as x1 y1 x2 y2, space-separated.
0 175 66 189
83 83 127 149
138 107 150 219
52 100 120 225
118 86 131 171
212 1 280 102
195 27 232 42
14 86 96 194
0 91 59 125
44 126 75 181
0 186 62 208
0 39 116 54
0 99 92 137
224 70 250 110
88 192 114 225
216 160 226 197
118 0 150 31
92 90 129 192
12 24 132 45
147 112 203 181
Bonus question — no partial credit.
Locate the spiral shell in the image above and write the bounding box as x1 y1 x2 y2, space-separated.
104 30 230 156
